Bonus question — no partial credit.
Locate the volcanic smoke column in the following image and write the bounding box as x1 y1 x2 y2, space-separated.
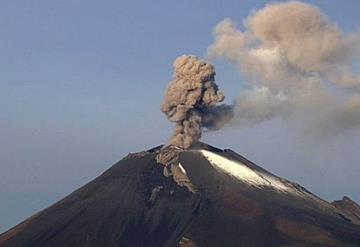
161 55 231 148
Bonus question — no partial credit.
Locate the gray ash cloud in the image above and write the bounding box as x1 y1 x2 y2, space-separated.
161 55 233 148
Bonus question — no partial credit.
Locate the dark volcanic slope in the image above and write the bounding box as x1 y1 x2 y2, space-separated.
332 197 360 224
1 144 360 247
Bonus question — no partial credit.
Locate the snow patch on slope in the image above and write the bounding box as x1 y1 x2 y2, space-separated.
198 149 335 209
200 150 292 193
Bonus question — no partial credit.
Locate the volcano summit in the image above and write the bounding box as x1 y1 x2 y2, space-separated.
1 143 359 247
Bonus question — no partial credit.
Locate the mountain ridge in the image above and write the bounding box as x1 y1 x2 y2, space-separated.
1 143 359 247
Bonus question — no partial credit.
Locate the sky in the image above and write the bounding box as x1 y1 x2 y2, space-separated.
0 0 359 233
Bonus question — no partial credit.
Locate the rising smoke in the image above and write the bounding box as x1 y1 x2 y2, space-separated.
207 1 360 134
161 1 360 147
161 55 233 148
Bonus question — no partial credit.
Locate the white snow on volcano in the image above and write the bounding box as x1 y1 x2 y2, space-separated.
199 150 294 193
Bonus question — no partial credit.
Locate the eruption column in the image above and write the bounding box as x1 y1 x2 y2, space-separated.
161 55 233 148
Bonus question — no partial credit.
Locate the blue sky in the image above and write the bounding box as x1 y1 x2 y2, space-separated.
1 0 359 233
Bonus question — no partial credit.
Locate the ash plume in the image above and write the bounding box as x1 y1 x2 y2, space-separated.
207 1 360 135
161 55 233 148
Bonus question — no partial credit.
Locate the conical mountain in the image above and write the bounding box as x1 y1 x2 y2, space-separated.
1 143 360 247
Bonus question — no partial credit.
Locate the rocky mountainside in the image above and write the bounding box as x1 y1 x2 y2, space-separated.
1 143 360 247
332 196 360 225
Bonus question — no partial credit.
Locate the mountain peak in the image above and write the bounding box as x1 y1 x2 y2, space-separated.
1 143 360 246
332 196 360 224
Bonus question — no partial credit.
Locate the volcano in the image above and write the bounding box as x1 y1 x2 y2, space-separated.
1 143 360 247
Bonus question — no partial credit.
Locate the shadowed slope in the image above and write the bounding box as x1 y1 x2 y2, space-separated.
1 144 359 247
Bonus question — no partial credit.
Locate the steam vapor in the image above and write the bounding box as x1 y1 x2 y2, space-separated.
161 55 233 148
207 1 360 134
